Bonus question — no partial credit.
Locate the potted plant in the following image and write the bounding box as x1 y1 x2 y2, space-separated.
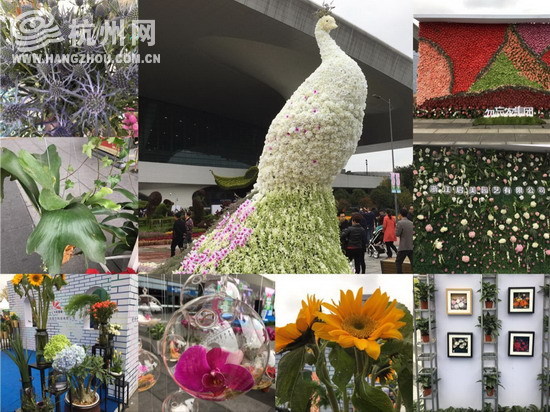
51 344 111 412
415 318 434 343
6 333 35 411
1 322 9 339
89 301 118 347
476 313 502 342
11 274 67 365
11 312 19 328
414 281 436 309
416 374 433 397
148 323 166 355
477 282 501 309
110 350 124 377
537 371 549 394
479 370 503 397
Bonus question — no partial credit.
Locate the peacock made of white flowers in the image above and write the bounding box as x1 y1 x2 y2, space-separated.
179 13 368 274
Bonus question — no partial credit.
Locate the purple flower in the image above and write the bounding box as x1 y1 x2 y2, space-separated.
174 346 254 399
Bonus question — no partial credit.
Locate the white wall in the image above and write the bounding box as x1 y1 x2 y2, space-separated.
433 274 545 409
498 274 544 407
435 274 483 410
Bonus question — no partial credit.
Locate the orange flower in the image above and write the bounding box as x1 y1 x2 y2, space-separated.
275 295 322 353
28 274 44 287
12 274 24 285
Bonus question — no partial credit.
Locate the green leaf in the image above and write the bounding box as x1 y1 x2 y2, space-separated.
0 148 40 210
101 212 138 223
101 156 113 168
352 383 394 412
276 346 307 405
32 144 62 194
328 344 355 391
64 179 75 190
92 199 121 210
396 353 414 412
84 187 113 205
17 149 56 190
27 203 107 274
289 371 318 412
107 174 122 188
38 188 70 211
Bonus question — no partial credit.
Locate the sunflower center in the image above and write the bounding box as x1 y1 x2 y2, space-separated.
342 315 377 338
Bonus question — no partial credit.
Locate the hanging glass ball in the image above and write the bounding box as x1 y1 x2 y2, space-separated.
161 390 198 412
161 292 269 401
181 274 241 305
138 292 163 326
138 347 161 392
253 349 276 391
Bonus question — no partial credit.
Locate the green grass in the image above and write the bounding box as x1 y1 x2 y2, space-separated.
473 116 546 126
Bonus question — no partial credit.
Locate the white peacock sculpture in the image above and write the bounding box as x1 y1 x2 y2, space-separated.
179 12 368 274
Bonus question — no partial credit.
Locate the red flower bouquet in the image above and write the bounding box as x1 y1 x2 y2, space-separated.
89 301 118 324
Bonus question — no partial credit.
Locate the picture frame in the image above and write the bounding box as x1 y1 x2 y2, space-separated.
508 287 535 314
447 332 473 358
508 331 535 357
446 288 473 315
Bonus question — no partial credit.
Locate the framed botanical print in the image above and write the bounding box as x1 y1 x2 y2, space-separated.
446 288 473 315
508 287 535 314
508 331 535 356
447 332 473 358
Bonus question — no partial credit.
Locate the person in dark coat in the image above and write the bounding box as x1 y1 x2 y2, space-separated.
171 211 187 257
184 211 194 245
340 213 367 274
338 212 351 232
363 207 376 243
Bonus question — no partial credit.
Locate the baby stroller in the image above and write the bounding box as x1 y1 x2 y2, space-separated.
367 225 385 258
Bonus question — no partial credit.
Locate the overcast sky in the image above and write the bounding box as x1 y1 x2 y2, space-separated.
275 275 413 326
310 0 413 57
414 0 550 15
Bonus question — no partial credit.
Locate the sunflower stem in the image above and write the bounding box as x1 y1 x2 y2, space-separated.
343 387 349 412
313 342 340 412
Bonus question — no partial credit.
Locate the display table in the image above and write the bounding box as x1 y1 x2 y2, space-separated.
380 257 412 274
28 362 53 399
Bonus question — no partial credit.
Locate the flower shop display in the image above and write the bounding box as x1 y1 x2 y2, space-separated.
508 287 536 314
508 332 535 356
416 23 550 116
0 0 138 137
44 334 72 362
161 284 269 403
276 288 412 412
413 146 550 274
447 333 473 358
89 300 118 347
51 342 111 411
477 313 502 343
1 138 138 274
446 288 473 315
11 274 67 364
178 11 368 274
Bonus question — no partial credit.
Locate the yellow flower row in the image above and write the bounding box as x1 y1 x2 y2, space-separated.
12 274 66 287
276 288 406 360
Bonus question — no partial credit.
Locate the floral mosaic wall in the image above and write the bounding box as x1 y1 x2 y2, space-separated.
413 147 550 274
416 23 550 117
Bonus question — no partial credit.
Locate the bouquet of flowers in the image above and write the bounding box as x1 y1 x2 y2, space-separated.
276 288 413 412
89 300 118 324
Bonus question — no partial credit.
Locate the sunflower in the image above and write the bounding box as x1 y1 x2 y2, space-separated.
312 288 406 360
275 295 322 353
12 274 24 285
28 274 44 287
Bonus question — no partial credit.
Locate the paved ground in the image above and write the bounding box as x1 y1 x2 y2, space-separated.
414 119 550 148
0 137 138 274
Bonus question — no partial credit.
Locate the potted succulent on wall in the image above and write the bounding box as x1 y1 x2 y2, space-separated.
11 274 67 364
415 317 434 343
476 313 502 343
480 370 503 397
416 374 434 397
478 282 501 309
414 281 436 310
52 344 111 412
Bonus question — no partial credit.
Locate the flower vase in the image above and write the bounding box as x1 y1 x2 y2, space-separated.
35 329 49 365
20 379 36 412
98 323 109 347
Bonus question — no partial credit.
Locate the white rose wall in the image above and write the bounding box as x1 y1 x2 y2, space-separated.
6 275 140 396
414 146 550 274
431 274 546 409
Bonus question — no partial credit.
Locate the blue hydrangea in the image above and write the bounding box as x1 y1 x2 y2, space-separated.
52 344 86 373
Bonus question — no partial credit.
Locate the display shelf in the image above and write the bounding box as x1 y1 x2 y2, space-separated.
541 274 550 410
480 275 500 411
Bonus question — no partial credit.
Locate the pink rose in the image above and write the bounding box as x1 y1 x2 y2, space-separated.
546 250 550 256
413 170 418 175
510 236 517 243
425 224 433 232
515 245 524 253
468 231 476 238
462 256 470 263
449 174 454 179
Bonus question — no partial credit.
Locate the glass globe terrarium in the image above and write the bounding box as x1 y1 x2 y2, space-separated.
138 288 163 327
161 290 269 402
138 343 161 392
180 274 241 305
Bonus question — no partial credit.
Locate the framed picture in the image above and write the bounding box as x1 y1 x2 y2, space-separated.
447 333 473 358
508 331 535 356
508 287 535 313
446 288 473 315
